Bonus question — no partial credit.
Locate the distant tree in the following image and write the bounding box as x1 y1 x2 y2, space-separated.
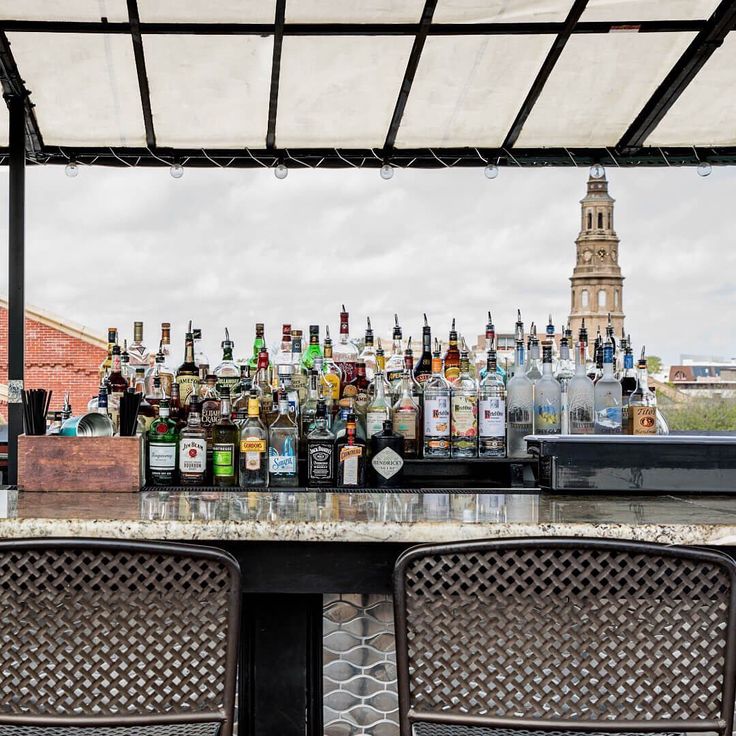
647 355 663 375
665 399 736 432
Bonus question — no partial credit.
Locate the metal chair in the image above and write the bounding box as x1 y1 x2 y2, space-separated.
0 539 240 736
394 538 736 736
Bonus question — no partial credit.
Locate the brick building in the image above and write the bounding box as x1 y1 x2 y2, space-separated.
0 298 106 421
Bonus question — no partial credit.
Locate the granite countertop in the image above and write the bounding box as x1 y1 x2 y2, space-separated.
2 488 736 545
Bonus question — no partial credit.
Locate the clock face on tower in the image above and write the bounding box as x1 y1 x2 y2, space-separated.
597 248 607 261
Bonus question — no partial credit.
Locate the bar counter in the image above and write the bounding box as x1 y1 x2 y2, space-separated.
4 488 736 736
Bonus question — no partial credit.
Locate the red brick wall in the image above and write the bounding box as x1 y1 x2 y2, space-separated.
0 305 106 419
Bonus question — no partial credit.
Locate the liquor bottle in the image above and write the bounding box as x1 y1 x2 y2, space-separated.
301 370 321 444
160 321 172 363
276 364 300 426
274 323 293 372
215 328 240 396
307 400 336 487
199 375 220 480
128 321 150 370
366 368 392 440
414 314 433 385
247 323 266 372
422 340 451 458
313 356 335 418
106 343 127 430
382 315 402 385
289 329 308 405
350 359 371 419
359 317 377 380
322 327 343 403
134 368 156 432
169 382 184 428
392 370 420 458
232 364 254 424
443 318 461 383
301 325 323 371
179 398 207 487
592 327 603 382
545 315 559 372
176 324 200 406
478 313 507 383
593 340 623 434
239 390 269 488
397 338 423 405
334 306 359 386
579 319 595 380
526 324 542 384
368 339 391 400
268 390 299 487
605 313 617 363
212 387 239 487
145 344 165 397
147 399 178 486
628 347 657 435
255 346 274 421
534 344 561 435
450 348 478 457
620 340 636 431
478 348 506 457
615 329 628 378
189 327 209 379
333 398 366 442
369 420 405 488
506 340 533 457
336 411 366 487
120 340 135 387
93 385 109 418
555 332 574 433
99 327 118 383
146 375 166 414
568 336 595 434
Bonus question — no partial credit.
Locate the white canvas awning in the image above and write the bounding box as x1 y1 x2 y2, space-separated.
0 0 734 167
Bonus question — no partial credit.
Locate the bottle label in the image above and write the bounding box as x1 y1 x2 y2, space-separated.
479 397 505 438
179 438 207 474
393 413 417 440
444 366 460 383
424 397 450 438
595 406 622 432
176 375 199 404
340 447 362 486
631 405 657 435
371 447 403 480
535 401 560 432
269 448 297 475
324 373 341 401
308 443 335 482
366 410 389 438
201 401 220 428
149 443 176 471
216 376 240 395
342 383 358 399
451 395 478 438
213 443 235 477
355 390 370 413
336 360 357 385
241 438 266 471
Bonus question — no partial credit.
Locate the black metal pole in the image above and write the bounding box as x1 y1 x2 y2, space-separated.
7 94 25 485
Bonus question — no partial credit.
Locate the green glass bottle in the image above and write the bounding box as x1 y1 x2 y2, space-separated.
301 324 323 371
147 399 179 486
212 388 239 487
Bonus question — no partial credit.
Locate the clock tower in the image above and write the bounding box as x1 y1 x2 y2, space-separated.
568 172 624 340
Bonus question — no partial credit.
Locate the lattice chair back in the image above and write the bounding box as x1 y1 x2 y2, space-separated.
394 538 736 736
0 540 240 736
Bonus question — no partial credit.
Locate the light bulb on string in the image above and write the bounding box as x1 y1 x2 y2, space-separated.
64 161 79 178
274 162 288 180
169 162 184 179
697 161 712 177
380 163 394 180
484 163 499 179
589 163 605 179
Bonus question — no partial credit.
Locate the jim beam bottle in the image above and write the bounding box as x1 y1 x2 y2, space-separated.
628 347 657 435
179 398 207 486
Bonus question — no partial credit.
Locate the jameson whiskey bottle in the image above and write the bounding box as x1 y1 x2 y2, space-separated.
307 400 336 487
176 323 200 405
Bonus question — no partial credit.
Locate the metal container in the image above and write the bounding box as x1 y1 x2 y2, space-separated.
60 413 114 437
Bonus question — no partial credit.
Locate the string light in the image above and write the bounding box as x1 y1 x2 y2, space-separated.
589 163 605 179
484 163 499 179
380 163 394 180
696 161 712 177
169 162 184 179
64 161 79 178
274 162 288 179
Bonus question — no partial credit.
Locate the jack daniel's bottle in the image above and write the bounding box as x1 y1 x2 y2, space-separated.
307 400 336 487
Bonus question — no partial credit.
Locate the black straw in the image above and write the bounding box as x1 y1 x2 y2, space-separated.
119 389 142 437
21 388 52 435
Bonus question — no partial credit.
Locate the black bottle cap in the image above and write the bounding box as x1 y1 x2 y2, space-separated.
382 419 393 433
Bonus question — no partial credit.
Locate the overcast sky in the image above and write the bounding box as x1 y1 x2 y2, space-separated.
0 163 734 366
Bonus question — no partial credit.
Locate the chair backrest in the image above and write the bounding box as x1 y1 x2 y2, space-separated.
0 539 240 735
394 538 736 736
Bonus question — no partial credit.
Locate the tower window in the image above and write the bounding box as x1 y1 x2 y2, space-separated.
598 289 607 308
581 289 589 307
597 212 603 229
614 289 619 308
608 212 612 229
587 211 592 229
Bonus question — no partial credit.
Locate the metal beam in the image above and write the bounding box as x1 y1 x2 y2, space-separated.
6 95 25 486
0 32 42 154
618 0 736 151
266 0 286 149
502 0 589 150
384 0 438 151
127 0 156 148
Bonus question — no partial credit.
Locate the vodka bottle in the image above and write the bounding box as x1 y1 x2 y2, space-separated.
545 314 559 372
422 340 451 458
555 333 574 433
366 368 392 440
594 340 622 434
568 337 595 434
534 344 561 434
506 340 533 457
479 313 507 383
526 323 542 383
392 370 420 458
450 349 478 458
478 349 506 457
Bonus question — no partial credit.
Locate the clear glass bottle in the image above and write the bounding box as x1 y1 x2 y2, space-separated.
179 398 207 487
268 391 299 487
385 314 405 385
301 369 322 444
578 319 595 380
422 340 451 458
366 368 392 441
274 323 293 373
212 388 239 487
393 338 422 405
336 411 366 487
478 313 507 383
307 400 336 487
628 347 657 435
289 329 308 407
322 327 343 403
359 317 377 381
232 364 254 425
534 344 561 435
555 333 574 433
239 390 269 488
526 324 542 384
147 399 178 486
334 306 359 386
506 340 533 457
128 321 150 370
215 328 241 396
120 340 136 387
368 339 391 400
443 318 461 383
568 336 595 434
301 324 323 371
450 349 478 457
391 369 420 458
479 349 506 457
592 328 604 383
313 357 335 419
545 315 559 372
594 340 623 434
